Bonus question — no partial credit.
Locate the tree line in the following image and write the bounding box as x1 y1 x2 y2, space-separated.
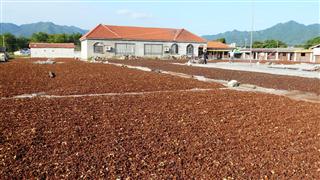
1 32 319 52
215 37 320 49
0 32 82 52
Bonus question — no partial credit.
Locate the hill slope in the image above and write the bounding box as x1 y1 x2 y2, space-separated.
202 21 320 46
0 22 88 36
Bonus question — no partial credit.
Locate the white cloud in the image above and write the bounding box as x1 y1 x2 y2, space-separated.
116 9 153 19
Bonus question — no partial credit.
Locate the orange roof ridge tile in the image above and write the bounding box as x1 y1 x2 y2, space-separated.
79 24 102 41
80 24 206 43
103 25 121 38
173 29 184 41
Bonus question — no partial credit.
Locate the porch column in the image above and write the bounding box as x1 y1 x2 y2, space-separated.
265 53 268 60
293 52 297 61
275 52 279 60
287 53 290 61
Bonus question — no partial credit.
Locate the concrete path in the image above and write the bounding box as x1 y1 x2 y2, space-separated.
180 62 320 79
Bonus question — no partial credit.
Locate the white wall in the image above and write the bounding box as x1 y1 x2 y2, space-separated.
81 40 88 60
31 48 75 58
313 47 320 56
80 39 205 60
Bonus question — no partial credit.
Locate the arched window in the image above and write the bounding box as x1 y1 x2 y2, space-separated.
93 42 104 54
171 44 178 54
186 44 194 56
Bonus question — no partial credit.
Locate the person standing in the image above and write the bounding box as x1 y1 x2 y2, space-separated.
203 48 208 64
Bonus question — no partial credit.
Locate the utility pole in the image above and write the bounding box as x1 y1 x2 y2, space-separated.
276 40 279 60
244 38 247 48
0 0 4 48
250 0 255 64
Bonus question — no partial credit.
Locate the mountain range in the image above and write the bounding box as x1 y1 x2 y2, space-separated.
0 22 87 37
0 21 319 45
202 21 320 46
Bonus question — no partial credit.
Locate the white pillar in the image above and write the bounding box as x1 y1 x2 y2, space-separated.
275 52 279 60
287 53 290 61
265 53 268 60
294 52 297 61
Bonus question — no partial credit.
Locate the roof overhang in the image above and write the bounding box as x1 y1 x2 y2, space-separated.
82 38 206 44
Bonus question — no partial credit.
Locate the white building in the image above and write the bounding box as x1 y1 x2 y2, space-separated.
310 44 320 63
29 43 75 58
80 24 207 60
239 48 314 63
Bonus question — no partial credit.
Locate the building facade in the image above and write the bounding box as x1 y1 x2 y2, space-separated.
29 43 75 58
206 41 234 60
80 24 206 60
311 44 320 63
239 48 314 63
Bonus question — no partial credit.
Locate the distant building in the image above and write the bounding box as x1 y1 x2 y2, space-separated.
239 48 314 63
80 24 207 60
206 41 234 60
29 43 75 58
310 44 320 63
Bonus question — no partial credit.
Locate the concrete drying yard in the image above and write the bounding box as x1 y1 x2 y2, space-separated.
1 58 320 179
110 59 320 95
184 62 320 79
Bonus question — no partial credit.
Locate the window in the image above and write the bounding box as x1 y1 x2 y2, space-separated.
94 42 104 54
186 44 194 56
171 44 178 54
282 53 286 56
115 43 135 55
301 53 306 57
144 44 163 55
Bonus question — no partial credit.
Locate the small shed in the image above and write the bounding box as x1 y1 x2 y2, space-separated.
29 43 75 58
206 41 234 60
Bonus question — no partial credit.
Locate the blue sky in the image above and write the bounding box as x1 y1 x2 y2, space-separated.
1 0 320 35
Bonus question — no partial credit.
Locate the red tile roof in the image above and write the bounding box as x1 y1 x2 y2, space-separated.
80 24 206 43
207 41 231 49
29 43 75 48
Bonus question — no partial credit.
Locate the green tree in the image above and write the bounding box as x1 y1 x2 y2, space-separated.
30 32 49 42
69 33 82 46
253 41 264 48
253 40 287 48
16 36 30 49
0 32 83 52
304 36 320 49
48 34 68 43
263 40 287 48
216 38 226 43
0 33 17 52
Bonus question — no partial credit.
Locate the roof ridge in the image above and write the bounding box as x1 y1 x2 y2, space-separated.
80 24 103 41
123 30 174 38
173 29 184 41
103 25 121 38
106 24 179 30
